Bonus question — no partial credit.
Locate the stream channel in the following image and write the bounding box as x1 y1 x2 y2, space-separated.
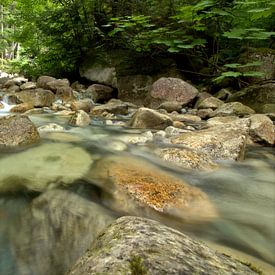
0 104 274 274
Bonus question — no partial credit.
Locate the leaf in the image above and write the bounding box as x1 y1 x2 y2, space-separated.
242 71 265 77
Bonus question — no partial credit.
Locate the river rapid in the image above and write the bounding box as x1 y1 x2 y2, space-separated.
0 108 274 274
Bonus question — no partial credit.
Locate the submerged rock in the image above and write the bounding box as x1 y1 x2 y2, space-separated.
0 115 40 150
12 190 114 275
128 107 173 130
172 119 250 161
68 216 258 275
88 155 218 224
0 143 92 193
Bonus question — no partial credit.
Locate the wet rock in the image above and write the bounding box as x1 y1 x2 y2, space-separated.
70 99 94 113
86 84 113 103
71 81 86 92
91 99 129 116
0 143 92 192
227 83 275 113
211 102 255 117
249 114 274 145
38 123 65 133
10 103 33 113
68 216 258 275
12 190 114 275
88 155 218 224
149 77 198 107
157 101 183 113
156 148 218 171
128 108 173 130
172 119 250 161
69 110 91 127
0 101 4 110
197 96 224 110
15 88 55 107
0 115 40 150
36 75 56 89
20 81 36 90
172 121 186 129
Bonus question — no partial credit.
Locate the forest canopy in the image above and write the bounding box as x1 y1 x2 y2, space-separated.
0 0 274 82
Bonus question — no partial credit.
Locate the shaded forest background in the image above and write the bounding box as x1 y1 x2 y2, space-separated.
0 0 274 85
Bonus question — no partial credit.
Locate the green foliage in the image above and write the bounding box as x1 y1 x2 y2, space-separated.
0 0 274 82
129 255 147 275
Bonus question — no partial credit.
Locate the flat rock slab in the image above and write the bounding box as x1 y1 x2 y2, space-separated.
68 216 259 275
172 119 250 161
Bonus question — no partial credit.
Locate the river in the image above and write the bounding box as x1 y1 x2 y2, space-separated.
0 106 274 274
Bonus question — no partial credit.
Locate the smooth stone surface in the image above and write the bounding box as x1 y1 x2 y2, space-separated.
90 99 129 116
68 216 258 275
70 99 94 113
0 143 92 193
197 96 224 110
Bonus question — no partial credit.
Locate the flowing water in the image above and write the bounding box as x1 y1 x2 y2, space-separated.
0 105 274 274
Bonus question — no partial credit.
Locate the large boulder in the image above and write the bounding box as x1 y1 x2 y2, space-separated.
0 143 92 193
128 107 173 130
12 190 114 275
36 75 56 89
68 216 258 275
172 119 250 161
47 78 70 92
227 83 275 113
0 115 40 150
249 114 274 145
149 77 199 108
87 155 218 224
15 88 55 107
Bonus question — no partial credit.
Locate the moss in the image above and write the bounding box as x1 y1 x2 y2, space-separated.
129 255 148 275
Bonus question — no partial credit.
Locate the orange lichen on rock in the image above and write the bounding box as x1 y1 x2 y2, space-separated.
90 155 218 223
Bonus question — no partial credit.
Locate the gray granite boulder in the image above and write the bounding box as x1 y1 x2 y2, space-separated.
68 216 258 275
